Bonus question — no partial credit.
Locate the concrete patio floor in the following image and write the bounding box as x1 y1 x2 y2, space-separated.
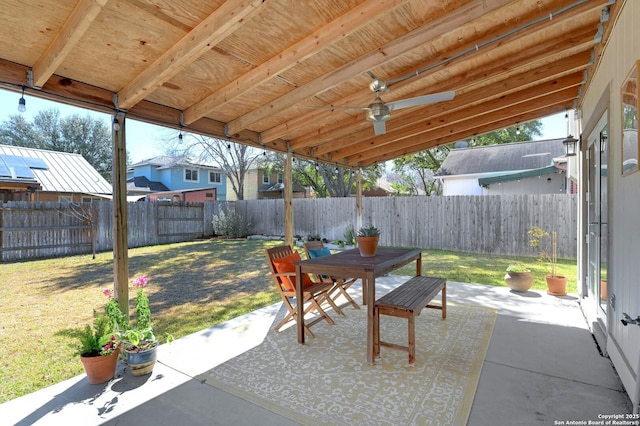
0 278 632 425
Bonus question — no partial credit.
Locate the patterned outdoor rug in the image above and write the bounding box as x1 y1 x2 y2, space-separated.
201 303 497 425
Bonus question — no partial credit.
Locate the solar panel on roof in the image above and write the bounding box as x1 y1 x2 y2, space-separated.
0 164 11 178
0 154 43 180
1 154 24 166
12 165 35 179
23 157 48 170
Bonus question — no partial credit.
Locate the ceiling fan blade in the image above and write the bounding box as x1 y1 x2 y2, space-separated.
387 90 455 110
373 120 386 135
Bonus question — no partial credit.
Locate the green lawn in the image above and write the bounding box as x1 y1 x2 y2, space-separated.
0 239 576 403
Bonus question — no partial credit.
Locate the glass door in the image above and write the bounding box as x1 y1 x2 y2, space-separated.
586 113 608 324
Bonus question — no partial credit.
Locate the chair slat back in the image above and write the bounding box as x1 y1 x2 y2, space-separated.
265 245 295 290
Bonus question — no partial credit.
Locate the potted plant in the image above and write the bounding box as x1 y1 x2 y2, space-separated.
356 224 380 257
104 274 172 376
77 311 121 384
504 263 533 292
528 226 568 296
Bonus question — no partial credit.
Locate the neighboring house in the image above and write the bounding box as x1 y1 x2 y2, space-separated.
146 187 217 203
226 168 307 200
434 139 569 195
0 144 111 202
127 156 227 200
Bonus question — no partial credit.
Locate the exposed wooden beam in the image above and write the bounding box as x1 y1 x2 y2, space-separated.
225 0 515 136
116 0 266 110
359 101 571 167
315 58 589 158
347 89 577 165
31 0 109 88
266 0 601 145
0 58 292 155
182 0 409 125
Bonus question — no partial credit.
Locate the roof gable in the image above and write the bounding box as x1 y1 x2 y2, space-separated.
435 139 566 177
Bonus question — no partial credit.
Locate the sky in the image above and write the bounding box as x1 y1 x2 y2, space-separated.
0 87 569 164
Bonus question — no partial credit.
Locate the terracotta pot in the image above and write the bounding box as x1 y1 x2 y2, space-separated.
356 236 379 257
546 275 567 296
80 349 120 384
504 270 533 292
125 343 158 376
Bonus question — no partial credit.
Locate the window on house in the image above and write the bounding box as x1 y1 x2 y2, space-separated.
59 195 72 203
277 173 283 184
262 170 270 184
209 171 221 183
185 168 198 182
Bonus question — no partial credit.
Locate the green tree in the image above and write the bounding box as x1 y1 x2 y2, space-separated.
0 109 114 181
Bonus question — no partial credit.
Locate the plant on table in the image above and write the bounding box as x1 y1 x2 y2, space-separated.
357 224 381 237
356 224 381 257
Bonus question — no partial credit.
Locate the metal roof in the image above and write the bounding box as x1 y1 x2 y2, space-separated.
0 144 112 194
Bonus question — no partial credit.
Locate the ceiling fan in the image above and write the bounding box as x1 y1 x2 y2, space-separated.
314 75 455 135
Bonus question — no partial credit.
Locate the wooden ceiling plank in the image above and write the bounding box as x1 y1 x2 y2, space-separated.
225 0 515 136
268 1 600 145
182 0 409 125
116 0 266 110
31 0 110 88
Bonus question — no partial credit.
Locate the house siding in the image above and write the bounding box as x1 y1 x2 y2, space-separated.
580 0 640 403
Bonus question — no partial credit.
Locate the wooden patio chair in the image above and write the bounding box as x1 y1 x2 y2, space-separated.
265 245 337 338
303 241 360 313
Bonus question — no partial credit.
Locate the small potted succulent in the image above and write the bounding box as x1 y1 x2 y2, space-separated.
504 263 533 292
356 224 381 257
77 311 121 384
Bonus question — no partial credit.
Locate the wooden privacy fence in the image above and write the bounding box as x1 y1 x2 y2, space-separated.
237 194 578 258
0 195 577 262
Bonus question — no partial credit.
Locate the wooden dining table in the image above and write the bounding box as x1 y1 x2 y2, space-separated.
295 247 422 364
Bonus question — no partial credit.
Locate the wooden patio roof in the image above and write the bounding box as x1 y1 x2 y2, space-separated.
0 0 618 168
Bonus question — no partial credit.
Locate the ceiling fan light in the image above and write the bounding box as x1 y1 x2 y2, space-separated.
366 104 390 122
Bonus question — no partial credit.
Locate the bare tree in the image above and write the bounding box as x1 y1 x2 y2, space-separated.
177 133 262 200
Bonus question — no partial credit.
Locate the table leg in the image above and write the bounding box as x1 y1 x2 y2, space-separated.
366 272 375 364
417 252 422 276
295 264 304 344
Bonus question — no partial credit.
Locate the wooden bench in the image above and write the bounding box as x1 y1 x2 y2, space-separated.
374 276 446 365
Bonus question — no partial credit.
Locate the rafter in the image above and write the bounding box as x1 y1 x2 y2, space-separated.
225 0 515 136
263 0 602 146
31 0 109 88
116 0 266 110
358 101 571 167
182 0 409 125
312 52 591 158
346 88 578 166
